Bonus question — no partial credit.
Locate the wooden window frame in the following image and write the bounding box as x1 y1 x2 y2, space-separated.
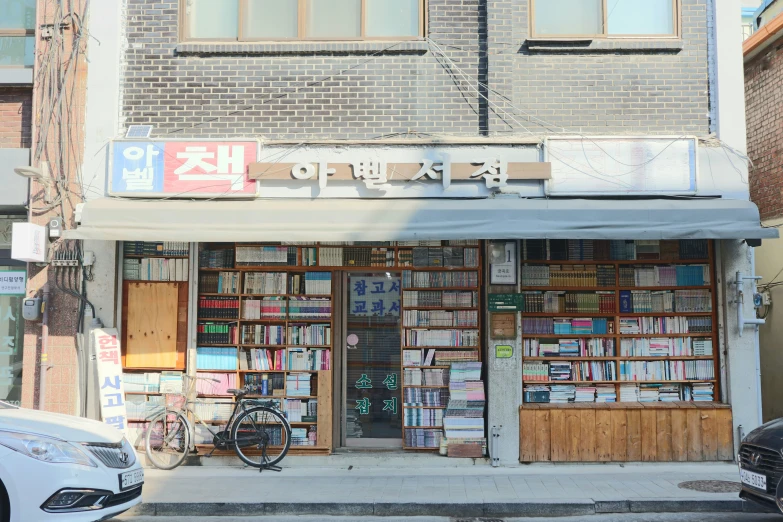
180 0 427 43
529 0 681 40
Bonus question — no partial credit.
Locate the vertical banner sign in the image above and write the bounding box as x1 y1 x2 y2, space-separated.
92 328 128 436
111 141 257 197
349 276 401 317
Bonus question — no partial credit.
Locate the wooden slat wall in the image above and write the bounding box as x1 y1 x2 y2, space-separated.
519 403 734 463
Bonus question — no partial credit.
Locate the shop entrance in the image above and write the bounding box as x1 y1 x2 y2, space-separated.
343 272 402 448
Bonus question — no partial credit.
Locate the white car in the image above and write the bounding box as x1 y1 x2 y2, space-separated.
0 402 143 521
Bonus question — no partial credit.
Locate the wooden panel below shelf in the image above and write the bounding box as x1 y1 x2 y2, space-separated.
123 282 184 369
317 370 333 451
519 403 732 463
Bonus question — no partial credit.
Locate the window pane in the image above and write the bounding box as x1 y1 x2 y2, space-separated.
243 0 298 39
188 0 238 39
0 0 36 30
534 0 602 36
366 0 420 37
306 0 361 38
0 36 34 66
607 0 674 35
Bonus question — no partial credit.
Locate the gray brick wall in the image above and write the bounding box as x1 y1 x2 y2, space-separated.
122 0 711 139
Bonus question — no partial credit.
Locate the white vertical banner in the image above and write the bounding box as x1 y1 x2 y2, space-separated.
92 328 128 436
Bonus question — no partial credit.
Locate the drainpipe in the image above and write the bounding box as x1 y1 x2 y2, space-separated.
39 283 50 410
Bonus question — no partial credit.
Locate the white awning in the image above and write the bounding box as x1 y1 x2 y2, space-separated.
66 197 778 242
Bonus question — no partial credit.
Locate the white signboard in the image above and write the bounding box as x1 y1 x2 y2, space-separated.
0 272 25 296
11 223 46 263
490 242 517 285
93 328 128 435
545 137 697 195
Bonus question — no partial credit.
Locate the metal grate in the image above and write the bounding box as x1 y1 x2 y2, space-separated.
85 442 136 469
104 485 143 508
739 443 783 494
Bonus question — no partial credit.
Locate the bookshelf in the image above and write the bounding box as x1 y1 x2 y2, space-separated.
520 239 719 406
197 243 334 453
400 252 482 450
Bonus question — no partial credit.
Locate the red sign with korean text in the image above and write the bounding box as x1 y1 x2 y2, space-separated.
162 141 257 195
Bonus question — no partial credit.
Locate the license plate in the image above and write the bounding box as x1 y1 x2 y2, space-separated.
119 468 144 491
740 468 767 491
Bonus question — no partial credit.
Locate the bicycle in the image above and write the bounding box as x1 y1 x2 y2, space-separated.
144 375 291 471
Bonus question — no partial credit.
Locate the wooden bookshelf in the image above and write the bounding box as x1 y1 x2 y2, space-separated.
400 253 482 451
520 239 720 406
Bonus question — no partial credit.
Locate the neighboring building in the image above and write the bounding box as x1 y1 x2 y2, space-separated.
743 0 761 39
744 4 783 422
18 0 771 467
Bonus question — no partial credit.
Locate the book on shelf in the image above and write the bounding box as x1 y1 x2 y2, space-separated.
404 367 449 386
123 372 161 393
196 372 237 396
287 348 330 371
240 348 286 371
240 324 285 345
199 272 239 294
522 317 611 335
402 271 479 289
198 296 240 319
403 310 478 328
124 241 189 257
287 324 331 346
404 329 479 347
236 246 296 267
288 272 332 295
524 338 615 357
243 272 286 295
402 290 477 308
434 350 479 364
619 316 712 334
288 297 332 319
199 247 234 269
404 428 443 449
285 399 317 422
243 373 285 396
125 395 164 421
123 258 189 282
618 359 714 381
403 349 438 367
404 387 448 407
286 373 312 396
196 347 238 370
619 337 707 357
618 264 709 287
404 408 443 427
521 239 708 262
521 264 616 287
241 297 287 320
197 323 238 345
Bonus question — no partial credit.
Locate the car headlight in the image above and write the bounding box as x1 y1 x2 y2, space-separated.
0 431 96 467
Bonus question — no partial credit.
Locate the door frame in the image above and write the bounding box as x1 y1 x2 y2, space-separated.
340 270 403 449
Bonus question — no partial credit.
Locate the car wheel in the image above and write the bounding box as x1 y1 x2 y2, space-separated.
0 479 10 522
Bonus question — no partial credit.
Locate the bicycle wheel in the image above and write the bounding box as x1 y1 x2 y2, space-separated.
145 410 191 470
231 406 291 468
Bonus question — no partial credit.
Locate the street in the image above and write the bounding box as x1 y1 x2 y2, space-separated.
114 514 783 522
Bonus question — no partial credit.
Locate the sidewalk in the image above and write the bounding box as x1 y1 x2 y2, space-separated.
127 455 769 518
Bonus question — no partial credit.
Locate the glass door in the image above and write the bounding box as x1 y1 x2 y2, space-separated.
344 272 402 447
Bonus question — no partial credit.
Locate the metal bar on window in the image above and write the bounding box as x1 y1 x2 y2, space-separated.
361 0 367 39
602 0 608 36
299 0 305 39
238 0 246 41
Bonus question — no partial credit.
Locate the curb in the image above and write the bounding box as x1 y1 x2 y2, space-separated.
127 498 754 517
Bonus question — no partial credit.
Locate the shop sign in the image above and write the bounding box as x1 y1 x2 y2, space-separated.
92 328 128 435
11 223 46 263
110 140 258 197
349 276 401 317
0 272 25 296
488 294 524 312
490 241 517 285
495 345 513 359
250 158 550 191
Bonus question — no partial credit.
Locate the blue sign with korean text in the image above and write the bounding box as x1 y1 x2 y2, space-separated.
111 142 166 193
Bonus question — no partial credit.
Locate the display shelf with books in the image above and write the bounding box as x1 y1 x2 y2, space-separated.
401 262 482 451
520 239 719 407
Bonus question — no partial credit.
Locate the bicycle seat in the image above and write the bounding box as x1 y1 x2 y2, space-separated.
227 388 247 397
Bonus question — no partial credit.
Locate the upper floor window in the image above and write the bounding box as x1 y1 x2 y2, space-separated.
0 0 35 66
532 0 678 38
182 0 424 41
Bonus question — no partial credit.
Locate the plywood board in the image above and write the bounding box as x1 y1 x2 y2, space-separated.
317 370 333 451
580 409 597 461
656 410 672 462
595 409 612 462
670 409 687 462
520 408 537 462
550 410 567 462
535 410 551 462
686 409 702 462
611 410 627 462
125 282 179 368
716 409 734 461
626 410 642 461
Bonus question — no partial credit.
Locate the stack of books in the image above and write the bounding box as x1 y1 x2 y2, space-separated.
286 373 312 397
692 383 714 401
639 384 661 402
443 362 485 455
596 385 616 402
549 384 576 403
574 386 597 402
619 384 639 402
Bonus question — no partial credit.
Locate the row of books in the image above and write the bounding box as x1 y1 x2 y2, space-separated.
240 324 285 345
125 241 189 257
123 372 161 393
288 324 331 346
241 298 286 320
522 240 709 261
288 297 332 319
522 317 611 335
126 396 164 420
199 297 240 319
404 428 443 448
404 408 443 427
619 337 713 357
521 265 616 287
402 290 477 308
199 247 234 269
285 399 317 422
522 292 616 314
403 310 478 328
243 272 287 295
524 338 615 357
403 348 438 367
196 347 238 370
296 272 332 295
243 373 285 396
404 368 448 386
619 290 712 313
524 383 715 403
618 265 710 287
404 388 449 407
619 316 712 334
286 373 312 397
199 272 240 294
433 350 481 364
197 323 238 345
619 360 715 381
240 348 286 371
404 247 480 268
123 258 189 282
404 329 479 347
402 271 479 289
236 246 297 266
288 348 330 371
196 372 238 396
